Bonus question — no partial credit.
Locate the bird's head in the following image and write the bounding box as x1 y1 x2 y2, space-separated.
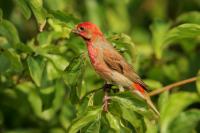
72 22 103 41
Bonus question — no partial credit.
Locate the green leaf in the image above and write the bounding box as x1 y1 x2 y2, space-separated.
36 31 52 45
150 21 170 59
0 20 20 46
144 118 158 133
28 91 42 118
43 54 69 71
52 80 65 112
85 0 101 26
120 105 145 133
104 0 130 32
50 128 65 133
63 55 86 101
28 0 47 31
46 61 60 80
16 81 35 94
85 120 100 133
163 64 180 81
4 50 23 72
160 92 200 133
15 0 31 19
143 79 163 90
168 109 200 133
106 112 121 133
50 10 79 24
68 107 102 133
104 111 132 133
164 23 200 45
27 56 45 87
196 70 200 94
0 53 10 73
176 11 200 24
111 92 149 116
158 91 169 114
47 18 72 39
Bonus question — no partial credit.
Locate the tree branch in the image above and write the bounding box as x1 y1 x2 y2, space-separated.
149 76 198 96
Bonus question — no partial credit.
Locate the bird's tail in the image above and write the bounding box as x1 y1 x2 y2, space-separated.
132 83 160 116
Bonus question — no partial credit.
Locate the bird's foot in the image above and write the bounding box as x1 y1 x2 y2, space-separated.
103 95 111 112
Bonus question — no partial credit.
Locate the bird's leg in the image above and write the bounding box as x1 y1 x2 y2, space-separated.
103 83 112 112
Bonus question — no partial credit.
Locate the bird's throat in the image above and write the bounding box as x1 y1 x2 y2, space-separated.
86 41 97 64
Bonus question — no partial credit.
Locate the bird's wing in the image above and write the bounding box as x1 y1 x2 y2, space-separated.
103 46 148 90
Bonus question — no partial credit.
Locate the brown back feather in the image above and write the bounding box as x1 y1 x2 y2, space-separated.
102 42 148 90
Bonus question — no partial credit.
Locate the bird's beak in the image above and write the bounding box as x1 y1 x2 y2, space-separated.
71 28 79 34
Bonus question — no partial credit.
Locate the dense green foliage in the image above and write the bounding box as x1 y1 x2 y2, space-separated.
0 0 200 133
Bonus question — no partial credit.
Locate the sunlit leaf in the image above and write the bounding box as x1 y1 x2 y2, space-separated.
46 61 60 80
28 91 42 118
106 112 120 133
68 107 102 133
119 104 145 133
111 92 149 116
16 81 35 94
85 120 100 133
43 54 69 71
176 11 200 24
0 20 20 46
28 0 47 31
160 92 200 133
164 23 200 45
144 118 158 133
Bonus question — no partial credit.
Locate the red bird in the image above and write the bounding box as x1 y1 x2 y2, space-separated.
72 22 160 116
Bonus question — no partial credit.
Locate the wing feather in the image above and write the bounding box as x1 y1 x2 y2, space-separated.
103 46 148 90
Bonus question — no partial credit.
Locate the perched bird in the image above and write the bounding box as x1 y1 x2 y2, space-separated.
72 22 160 116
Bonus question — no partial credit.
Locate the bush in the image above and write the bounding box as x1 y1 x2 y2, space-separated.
0 0 200 133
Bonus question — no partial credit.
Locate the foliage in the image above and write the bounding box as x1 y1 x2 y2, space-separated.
0 0 200 133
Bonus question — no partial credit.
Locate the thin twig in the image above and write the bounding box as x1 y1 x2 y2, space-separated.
81 87 102 100
149 76 197 96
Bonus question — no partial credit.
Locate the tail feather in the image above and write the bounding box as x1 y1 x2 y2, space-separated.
145 94 160 116
132 83 160 116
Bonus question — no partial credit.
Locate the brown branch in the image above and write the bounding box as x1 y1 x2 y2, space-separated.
149 76 198 96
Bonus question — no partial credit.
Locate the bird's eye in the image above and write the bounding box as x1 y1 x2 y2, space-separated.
79 27 85 31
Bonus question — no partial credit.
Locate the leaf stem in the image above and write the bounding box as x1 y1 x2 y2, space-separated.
149 76 197 96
